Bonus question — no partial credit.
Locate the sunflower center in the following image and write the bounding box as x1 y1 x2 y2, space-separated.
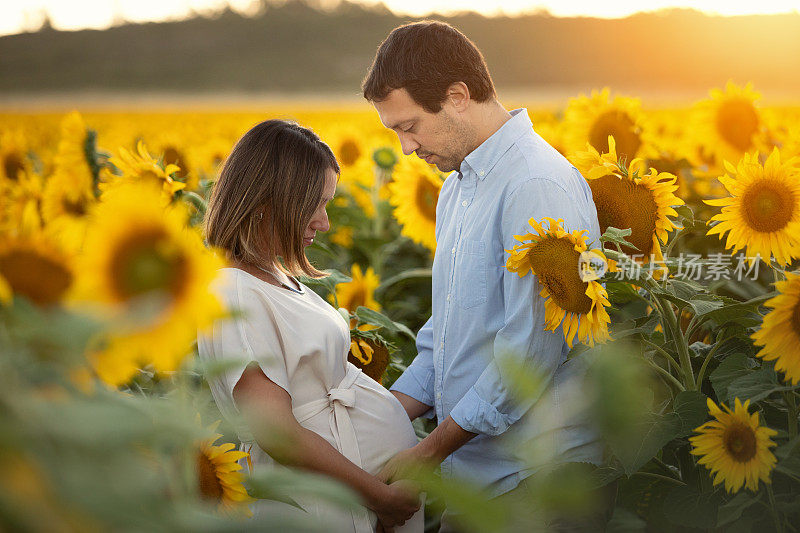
162 146 188 179
109 229 188 301
741 180 794 233
589 175 659 257
62 196 88 217
0 249 72 306
196 451 224 502
716 99 759 152
4 152 24 181
589 110 641 161
339 139 361 167
528 237 592 314
723 423 758 463
415 176 439 222
791 299 800 338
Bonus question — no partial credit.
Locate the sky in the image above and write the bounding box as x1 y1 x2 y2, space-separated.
1 0 798 36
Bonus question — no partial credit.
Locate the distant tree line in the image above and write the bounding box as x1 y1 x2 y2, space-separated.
0 0 798 95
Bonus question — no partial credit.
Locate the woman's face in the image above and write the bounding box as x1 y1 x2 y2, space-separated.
303 167 337 247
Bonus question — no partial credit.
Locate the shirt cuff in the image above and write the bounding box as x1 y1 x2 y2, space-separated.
390 367 435 418
449 387 512 436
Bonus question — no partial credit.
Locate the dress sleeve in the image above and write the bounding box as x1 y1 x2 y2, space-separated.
197 272 292 422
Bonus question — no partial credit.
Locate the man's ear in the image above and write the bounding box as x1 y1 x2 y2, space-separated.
446 82 470 112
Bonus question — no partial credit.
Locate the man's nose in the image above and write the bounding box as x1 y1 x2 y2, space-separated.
399 134 419 156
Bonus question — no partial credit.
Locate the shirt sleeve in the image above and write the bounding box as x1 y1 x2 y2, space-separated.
197 273 291 422
449 178 592 436
389 314 435 412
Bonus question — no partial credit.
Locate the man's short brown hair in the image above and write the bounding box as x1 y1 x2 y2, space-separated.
362 20 496 113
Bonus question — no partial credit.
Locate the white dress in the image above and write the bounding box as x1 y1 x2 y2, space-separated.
197 267 423 532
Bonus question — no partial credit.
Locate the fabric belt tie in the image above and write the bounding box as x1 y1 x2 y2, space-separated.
292 364 371 532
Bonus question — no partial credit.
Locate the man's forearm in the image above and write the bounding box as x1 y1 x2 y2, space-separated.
416 416 476 464
391 390 433 421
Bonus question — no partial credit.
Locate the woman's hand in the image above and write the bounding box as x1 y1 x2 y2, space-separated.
368 479 421 531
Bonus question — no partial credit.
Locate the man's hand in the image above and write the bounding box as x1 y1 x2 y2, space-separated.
377 446 431 484
379 416 477 484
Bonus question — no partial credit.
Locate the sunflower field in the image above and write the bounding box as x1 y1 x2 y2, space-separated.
2 82 800 531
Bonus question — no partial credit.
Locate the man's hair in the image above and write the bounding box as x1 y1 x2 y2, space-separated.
362 20 496 113
204 119 339 278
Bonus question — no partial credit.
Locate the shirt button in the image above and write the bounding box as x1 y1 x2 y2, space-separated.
478 170 485 177
451 247 456 254
440 342 444 349
461 200 468 207
446 293 451 301
437 392 442 400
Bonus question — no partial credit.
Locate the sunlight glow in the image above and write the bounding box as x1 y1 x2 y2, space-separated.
1 0 797 36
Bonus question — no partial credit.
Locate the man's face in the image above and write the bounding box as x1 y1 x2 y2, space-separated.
373 88 471 173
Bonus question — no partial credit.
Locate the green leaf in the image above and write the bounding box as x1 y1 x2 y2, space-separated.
608 413 682 476
375 268 432 296
246 469 360 512
716 491 760 527
687 295 725 317
726 365 795 403
672 390 708 437
355 306 416 340
661 485 722 528
606 507 647 532
674 205 694 223
709 353 759 402
600 226 639 251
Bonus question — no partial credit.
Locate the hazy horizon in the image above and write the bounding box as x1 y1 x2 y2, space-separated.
2 0 798 37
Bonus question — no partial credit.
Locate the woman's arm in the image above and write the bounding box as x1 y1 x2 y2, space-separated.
232 362 419 528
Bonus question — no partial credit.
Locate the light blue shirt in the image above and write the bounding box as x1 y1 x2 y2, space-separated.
390 108 604 497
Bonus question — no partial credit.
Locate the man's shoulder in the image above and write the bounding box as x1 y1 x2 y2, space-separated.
500 132 579 195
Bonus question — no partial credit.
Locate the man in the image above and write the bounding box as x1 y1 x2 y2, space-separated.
362 21 614 531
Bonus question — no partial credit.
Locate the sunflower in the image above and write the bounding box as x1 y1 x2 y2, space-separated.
155 137 196 190
333 264 381 313
349 335 391 383
563 88 651 163
506 217 611 348
75 182 224 385
0 231 73 307
574 136 684 265
0 169 44 235
705 148 800 267
196 421 253 514
751 272 800 384
0 129 32 183
40 112 96 251
388 157 443 252
690 397 777 494
693 82 765 165
326 126 378 216
105 140 185 201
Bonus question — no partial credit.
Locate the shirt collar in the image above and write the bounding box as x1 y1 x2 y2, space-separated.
459 108 532 180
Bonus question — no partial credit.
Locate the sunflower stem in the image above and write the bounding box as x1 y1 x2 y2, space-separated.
648 286 695 389
785 391 798 439
696 337 733 387
767 483 784 533
643 356 685 392
641 338 682 374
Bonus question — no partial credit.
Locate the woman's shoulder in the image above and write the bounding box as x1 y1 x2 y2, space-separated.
211 268 274 309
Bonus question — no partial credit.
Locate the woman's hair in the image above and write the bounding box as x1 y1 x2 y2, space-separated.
204 119 339 278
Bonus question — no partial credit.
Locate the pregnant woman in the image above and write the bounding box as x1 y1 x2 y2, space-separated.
198 120 422 532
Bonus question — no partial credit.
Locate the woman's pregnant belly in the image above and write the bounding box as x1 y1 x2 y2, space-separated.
349 373 420 475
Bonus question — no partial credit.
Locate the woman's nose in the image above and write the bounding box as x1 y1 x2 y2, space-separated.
311 209 330 232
